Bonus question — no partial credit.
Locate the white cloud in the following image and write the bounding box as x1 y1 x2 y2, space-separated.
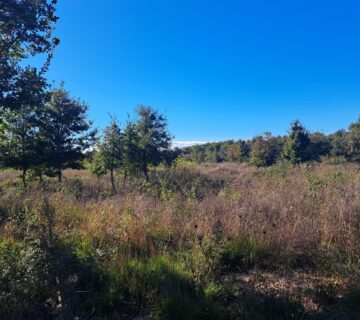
172 140 208 149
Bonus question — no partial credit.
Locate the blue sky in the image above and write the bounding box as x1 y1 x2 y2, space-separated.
45 0 360 142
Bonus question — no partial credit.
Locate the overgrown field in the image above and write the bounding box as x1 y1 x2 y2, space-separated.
0 161 359 319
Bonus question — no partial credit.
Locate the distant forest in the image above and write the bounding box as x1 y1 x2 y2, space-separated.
180 119 359 167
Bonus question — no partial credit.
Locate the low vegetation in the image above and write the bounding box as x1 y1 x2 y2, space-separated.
0 161 359 319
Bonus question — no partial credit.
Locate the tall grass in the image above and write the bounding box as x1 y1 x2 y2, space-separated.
0 162 359 318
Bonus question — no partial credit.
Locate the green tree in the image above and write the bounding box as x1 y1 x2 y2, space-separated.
227 142 241 162
190 145 205 163
205 144 221 163
98 119 124 192
329 130 348 158
227 140 251 162
0 68 48 185
250 132 280 167
0 0 58 112
91 151 107 179
283 120 310 166
42 85 96 182
308 132 332 161
347 117 360 162
122 119 142 181
162 148 181 167
135 105 172 181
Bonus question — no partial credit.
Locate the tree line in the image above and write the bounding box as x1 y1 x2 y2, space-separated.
0 1 175 188
182 118 360 167
1 0 360 190
0 74 174 187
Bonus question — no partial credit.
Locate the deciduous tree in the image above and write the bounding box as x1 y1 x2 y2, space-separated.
0 68 48 185
347 117 360 162
135 106 172 181
250 132 280 167
0 0 58 112
42 84 96 182
98 119 124 192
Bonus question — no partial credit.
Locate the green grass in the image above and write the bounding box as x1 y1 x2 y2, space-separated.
221 236 283 270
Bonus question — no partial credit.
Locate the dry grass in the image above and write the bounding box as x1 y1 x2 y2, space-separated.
1 162 360 263
0 162 359 318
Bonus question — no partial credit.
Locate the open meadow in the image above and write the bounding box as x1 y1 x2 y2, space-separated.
1 161 359 319
2 1 360 318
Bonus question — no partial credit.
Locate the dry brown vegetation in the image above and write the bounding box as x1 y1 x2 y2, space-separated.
0 161 359 319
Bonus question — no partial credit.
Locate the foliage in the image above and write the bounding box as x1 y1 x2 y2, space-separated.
250 133 283 167
41 84 96 182
97 119 124 191
0 68 48 184
134 105 173 180
91 151 107 178
0 0 58 112
308 132 332 161
283 120 311 165
329 130 348 158
347 117 360 162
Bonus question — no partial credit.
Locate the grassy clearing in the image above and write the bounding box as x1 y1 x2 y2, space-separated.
0 162 359 319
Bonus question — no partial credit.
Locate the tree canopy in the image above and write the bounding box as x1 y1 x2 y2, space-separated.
283 120 311 166
0 0 58 112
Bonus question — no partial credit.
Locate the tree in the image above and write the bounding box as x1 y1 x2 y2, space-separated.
122 119 142 180
308 132 332 161
0 68 48 185
250 132 280 167
162 148 181 167
227 142 241 162
91 151 107 179
205 144 221 163
227 140 251 162
134 105 172 181
329 130 348 158
283 120 310 166
347 117 360 162
190 145 205 163
98 119 124 192
0 0 58 112
42 85 96 182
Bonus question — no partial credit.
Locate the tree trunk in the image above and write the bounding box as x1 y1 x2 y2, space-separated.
22 168 27 188
123 172 127 186
58 168 62 183
110 168 116 192
143 165 149 182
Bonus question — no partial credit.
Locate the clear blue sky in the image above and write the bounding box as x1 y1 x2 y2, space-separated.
45 0 360 142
